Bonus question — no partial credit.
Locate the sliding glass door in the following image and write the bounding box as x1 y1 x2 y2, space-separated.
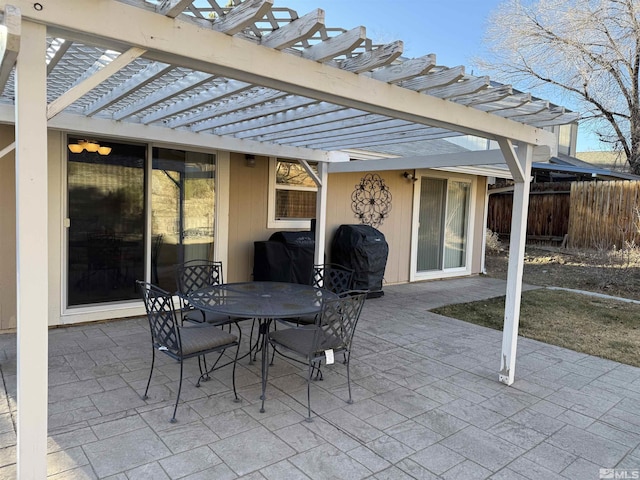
67 140 146 306
415 175 472 276
66 139 216 307
151 148 216 292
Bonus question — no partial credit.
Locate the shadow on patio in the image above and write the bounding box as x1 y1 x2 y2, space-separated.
0 276 638 478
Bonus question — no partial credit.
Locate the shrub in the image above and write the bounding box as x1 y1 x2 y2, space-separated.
486 228 503 254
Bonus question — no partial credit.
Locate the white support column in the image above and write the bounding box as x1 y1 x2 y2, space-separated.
15 19 48 477
499 141 533 385
314 162 328 264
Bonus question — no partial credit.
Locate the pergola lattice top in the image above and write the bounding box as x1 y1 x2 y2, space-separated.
0 0 579 161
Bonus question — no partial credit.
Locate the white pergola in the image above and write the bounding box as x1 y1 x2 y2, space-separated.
0 0 579 476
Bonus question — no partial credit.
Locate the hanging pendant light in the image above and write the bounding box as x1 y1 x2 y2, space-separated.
67 139 112 155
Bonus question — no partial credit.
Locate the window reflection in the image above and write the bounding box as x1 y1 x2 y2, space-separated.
152 148 216 291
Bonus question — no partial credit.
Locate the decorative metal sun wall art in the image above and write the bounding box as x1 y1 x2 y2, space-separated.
351 173 392 228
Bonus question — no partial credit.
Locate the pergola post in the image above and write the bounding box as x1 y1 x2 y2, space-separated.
15 19 48 477
314 161 328 264
498 141 533 385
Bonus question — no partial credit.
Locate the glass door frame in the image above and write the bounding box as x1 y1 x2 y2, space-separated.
409 170 476 282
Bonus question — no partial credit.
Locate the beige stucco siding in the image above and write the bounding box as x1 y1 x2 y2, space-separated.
227 153 272 282
472 176 488 274
324 171 414 285
0 126 16 331
0 128 67 331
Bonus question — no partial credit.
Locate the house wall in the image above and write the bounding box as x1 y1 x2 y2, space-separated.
473 176 488 274
0 135 488 330
226 165 486 286
227 153 273 282
0 126 16 331
324 171 414 284
0 128 71 331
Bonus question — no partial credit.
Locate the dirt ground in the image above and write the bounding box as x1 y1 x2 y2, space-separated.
484 244 640 301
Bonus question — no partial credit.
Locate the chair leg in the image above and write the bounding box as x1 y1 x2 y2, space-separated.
196 355 210 382
142 347 155 400
248 319 257 363
345 351 353 405
171 359 184 423
232 341 241 403
305 361 315 422
260 339 270 413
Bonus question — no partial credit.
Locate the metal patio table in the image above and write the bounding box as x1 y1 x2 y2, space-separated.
186 281 338 412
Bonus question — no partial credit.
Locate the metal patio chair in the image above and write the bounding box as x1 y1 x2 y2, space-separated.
176 260 232 327
137 281 240 423
292 263 355 326
264 290 367 421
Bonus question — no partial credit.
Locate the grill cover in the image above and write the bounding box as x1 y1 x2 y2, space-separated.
253 231 315 284
331 224 388 298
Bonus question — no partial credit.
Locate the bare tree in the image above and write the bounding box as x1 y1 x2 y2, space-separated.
479 0 640 173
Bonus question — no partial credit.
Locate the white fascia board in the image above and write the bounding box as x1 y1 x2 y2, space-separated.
432 165 513 179
328 149 507 173
0 104 341 162
11 0 556 148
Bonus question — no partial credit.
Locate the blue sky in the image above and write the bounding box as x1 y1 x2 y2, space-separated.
288 0 597 151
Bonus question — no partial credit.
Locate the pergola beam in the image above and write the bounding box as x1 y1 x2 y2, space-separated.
260 8 325 50
328 148 507 173
114 70 215 121
334 40 404 73
301 26 366 62
427 75 490 99
0 5 20 94
157 0 193 18
401 66 465 91
370 54 436 83
189 95 319 132
47 46 147 119
84 61 173 115
212 0 274 36
142 77 253 124
215 103 349 136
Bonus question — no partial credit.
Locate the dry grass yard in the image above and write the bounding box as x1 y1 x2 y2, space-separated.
432 245 640 367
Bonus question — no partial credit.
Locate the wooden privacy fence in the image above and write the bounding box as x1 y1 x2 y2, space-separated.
568 180 640 248
488 182 571 242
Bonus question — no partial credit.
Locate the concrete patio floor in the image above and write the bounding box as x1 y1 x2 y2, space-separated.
0 276 638 479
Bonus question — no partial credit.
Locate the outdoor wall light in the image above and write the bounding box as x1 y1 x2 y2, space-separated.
67 140 112 155
402 171 417 182
245 154 256 167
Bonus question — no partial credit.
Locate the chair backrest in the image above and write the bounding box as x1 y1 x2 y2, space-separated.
311 263 354 295
315 290 367 353
176 260 224 297
137 281 181 355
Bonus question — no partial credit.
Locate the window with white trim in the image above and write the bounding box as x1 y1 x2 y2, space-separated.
268 158 317 229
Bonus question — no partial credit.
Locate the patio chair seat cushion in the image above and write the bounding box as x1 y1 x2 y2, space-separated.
270 327 342 357
183 309 233 326
179 324 237 356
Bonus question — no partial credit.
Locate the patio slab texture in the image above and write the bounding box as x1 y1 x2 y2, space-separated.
0 276 638 479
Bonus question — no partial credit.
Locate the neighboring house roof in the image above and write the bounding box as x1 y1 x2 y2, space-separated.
576 151 629 172
0 0 578 178
532 154 640 181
